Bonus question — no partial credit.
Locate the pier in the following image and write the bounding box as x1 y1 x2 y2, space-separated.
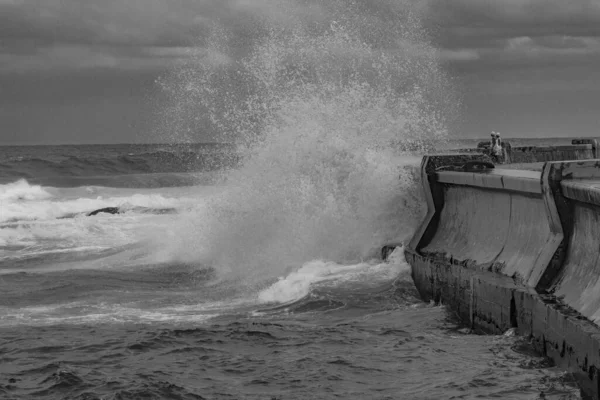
401 139 600 398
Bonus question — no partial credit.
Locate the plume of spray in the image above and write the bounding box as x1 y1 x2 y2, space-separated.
156 0 457 287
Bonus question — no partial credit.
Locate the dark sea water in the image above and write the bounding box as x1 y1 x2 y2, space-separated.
0 142 583 399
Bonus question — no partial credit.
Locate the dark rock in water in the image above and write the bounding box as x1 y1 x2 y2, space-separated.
87 207 121 216
86 206 178 217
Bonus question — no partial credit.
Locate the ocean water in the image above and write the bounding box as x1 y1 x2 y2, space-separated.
0 1 585 398
0 142 582 400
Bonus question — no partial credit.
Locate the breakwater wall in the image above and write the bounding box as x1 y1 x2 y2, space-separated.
402 153 600 398
454 138 599 164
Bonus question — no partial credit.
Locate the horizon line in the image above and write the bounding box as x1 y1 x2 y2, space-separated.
0 135 597 147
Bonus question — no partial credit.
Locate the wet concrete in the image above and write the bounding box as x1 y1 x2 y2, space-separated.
454 139 597 165
402 155 600 399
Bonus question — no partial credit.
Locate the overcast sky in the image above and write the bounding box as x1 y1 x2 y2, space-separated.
1 0 599 145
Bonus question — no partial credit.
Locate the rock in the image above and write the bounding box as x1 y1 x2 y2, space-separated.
87 207 121 216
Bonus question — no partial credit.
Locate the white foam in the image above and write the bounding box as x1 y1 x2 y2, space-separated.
258 246 409 304
154 5 448 281
0 297 255 326
0 179 52 202
0 182 215 272
0 194 190 225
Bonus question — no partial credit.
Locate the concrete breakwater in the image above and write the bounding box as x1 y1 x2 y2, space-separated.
454 138 599 163
399 145 600 398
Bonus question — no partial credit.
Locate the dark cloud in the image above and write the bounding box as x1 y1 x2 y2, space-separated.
1 0 600 144
0 0 209 46
427 0 600 51
0 0 326 47
0 0 330 73
2 0 600 72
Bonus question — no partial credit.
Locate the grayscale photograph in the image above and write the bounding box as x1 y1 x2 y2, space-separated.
0 1 598 399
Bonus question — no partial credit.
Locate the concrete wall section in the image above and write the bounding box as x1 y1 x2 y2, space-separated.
408 158 600 291
562 179 600 205
418 165 560 288
553 203 600 323
456 139 599 164
508 144 593 164
436 169 542 193
408 153 494 254
402 158 600 399
406 249 600 398
552 178 600 325
498 194 557 286
422 186 510 266
421 185 556 287
572 139 599 158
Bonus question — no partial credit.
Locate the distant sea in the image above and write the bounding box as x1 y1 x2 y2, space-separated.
0 141 581 399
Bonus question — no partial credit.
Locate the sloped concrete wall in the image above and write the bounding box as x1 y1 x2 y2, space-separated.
413 166 561 288
403 157 600 399
553 179 600 324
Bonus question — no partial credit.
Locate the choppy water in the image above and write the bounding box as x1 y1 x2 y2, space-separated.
0 145 582 400
0 0 586 398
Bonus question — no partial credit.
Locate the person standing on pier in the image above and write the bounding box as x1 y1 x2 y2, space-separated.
490 131 505 163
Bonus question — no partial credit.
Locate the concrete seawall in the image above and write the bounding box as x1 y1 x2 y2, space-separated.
455 138 599 164
401 154 600 398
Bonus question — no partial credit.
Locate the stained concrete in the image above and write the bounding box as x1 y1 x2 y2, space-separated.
455 139 597 165
508 144 593 164
553 203 600 325
437 169 542 193
402 157 600 399
407 249 600 398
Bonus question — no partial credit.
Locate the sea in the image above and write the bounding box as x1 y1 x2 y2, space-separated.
0 139 583 400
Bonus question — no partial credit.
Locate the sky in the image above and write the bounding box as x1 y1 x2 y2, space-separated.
0 0 599 145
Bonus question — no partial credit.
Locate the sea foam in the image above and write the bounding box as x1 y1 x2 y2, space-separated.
154 0 454 287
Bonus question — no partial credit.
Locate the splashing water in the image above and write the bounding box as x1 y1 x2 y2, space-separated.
156 0 456 285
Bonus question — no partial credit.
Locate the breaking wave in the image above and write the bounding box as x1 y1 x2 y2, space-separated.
155 0 456 287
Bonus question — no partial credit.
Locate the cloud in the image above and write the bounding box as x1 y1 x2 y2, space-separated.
0 0 327 48
437 49 480 61
0 44 232 73
0 0 212 47
429 0 600 28
0 0 330 73
427 0 600 54
2 0 598 74
504 35 600 55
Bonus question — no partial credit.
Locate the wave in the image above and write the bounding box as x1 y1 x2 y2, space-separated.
0 247 416 326
3 1 454 322
0 146 240 187
153 0 453 287
0 179 52 202
257 246 411 306
0 180 208 254
0 180 193 224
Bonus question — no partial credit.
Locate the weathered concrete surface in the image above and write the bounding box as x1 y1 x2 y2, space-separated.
420 168 561 288
408 153 494 254
407 249 600 397
551 179 600 326
402 157 600 399
552 203 600 324
508 144 593 163
562 179 600 205
572 139 599 158
436 169 542 193
455 139 598 164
